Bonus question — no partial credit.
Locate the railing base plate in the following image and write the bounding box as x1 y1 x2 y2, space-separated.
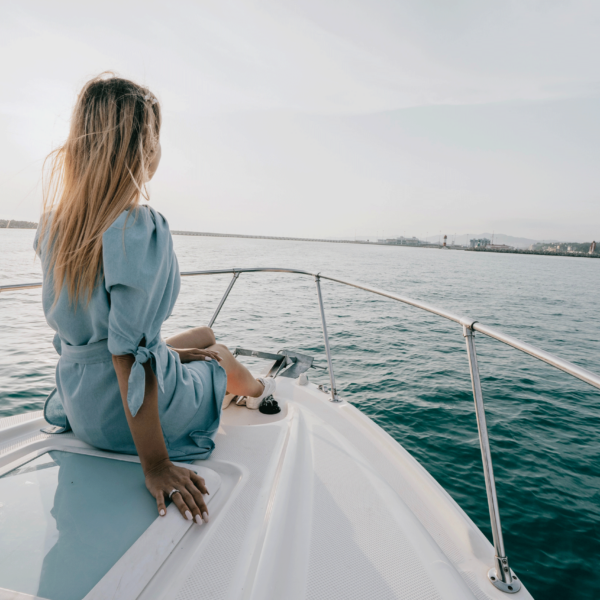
488 568 521 594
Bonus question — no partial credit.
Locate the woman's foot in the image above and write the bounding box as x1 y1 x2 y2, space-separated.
238 377 276 410
222 393 238 410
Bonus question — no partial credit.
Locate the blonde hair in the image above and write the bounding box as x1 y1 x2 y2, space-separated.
40 72 161 305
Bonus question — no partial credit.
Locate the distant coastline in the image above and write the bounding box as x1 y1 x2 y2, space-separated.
172 229 600 258
2 223 596 258
171 230 390 246
467 247 600 259
1 220 37 229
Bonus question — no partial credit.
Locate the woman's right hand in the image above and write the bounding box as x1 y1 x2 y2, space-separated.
144 459 210 524
173 347 222 363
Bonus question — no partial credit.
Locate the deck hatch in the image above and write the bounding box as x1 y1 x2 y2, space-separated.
0 450 156 599
0 449 220 600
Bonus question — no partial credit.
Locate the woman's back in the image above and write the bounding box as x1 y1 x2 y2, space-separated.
35 205 225 459
34 72 268 526
36 205 179 350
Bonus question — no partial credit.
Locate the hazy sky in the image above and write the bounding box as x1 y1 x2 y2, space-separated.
1 0 599 240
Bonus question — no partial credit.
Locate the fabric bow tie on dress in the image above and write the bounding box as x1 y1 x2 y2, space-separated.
127 345 165 417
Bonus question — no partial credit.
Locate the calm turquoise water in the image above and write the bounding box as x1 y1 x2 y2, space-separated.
1 228 599 599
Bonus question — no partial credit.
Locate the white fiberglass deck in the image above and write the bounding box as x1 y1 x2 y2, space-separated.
0 377 532 600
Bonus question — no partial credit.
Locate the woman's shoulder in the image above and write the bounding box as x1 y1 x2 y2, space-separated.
105 204 169 234
102 205 173 278
103 205 171 247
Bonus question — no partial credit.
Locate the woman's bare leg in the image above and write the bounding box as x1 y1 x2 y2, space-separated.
166 326 216 350
166 328 263 398
206 343 263 398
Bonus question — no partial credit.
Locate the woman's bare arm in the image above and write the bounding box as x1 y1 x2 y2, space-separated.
112 355 168 468
112 355 210 523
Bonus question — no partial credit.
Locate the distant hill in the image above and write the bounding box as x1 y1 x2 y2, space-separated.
1 219 38 229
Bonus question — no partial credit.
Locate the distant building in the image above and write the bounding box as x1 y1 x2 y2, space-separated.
488 244 513 250
379 236 421 246
590 241 597 254
470 238 491 248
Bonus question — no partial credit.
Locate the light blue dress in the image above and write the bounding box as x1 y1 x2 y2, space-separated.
35 205 227 461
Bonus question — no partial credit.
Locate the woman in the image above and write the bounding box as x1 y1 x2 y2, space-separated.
35 74 275 525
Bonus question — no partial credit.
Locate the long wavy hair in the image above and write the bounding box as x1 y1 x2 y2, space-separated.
40 73 161 305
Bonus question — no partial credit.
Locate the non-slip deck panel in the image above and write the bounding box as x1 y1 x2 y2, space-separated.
306 422 442 600
0 410 43 430
318 404 497 600
175 423 287 600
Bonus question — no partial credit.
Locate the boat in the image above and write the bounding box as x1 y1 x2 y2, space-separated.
2 267 598 600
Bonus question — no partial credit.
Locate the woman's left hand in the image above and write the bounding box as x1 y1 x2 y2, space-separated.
172 348 222 363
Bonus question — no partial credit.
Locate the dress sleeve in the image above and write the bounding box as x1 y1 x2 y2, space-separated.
103 206 180 416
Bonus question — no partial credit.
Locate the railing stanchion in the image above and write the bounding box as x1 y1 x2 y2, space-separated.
463 324 520 594
208 272 240 328
314 275 340 402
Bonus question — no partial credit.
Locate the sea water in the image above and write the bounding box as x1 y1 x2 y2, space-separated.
1 228 599 599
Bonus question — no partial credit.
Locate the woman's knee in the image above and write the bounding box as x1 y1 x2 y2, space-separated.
212 342 230 356
190 326 216 347
209 343 236 371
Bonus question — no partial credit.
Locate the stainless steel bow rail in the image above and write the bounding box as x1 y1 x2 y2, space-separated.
3 267 600 594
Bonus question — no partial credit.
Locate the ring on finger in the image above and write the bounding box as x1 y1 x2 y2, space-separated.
168 488 180 500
